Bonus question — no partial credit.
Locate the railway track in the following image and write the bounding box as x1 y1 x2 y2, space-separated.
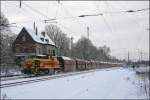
1 73 53 81
1 75 33 81
0 67 120 88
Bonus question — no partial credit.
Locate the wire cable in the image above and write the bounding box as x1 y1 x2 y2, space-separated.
60 3 87 32
22 2 54 20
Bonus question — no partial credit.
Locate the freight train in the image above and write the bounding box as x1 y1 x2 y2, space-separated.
21 54 122 75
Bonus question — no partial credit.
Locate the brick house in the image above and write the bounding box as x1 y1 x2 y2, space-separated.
12 27 56 63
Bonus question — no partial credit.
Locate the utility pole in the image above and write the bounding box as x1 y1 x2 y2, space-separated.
19 0 22 8
70 36 73 58
137 49 144 63
33 22 36 31
58 0 60 3
127 51 130 64
87 26 89 39
140 50 144 63
136 49 141 63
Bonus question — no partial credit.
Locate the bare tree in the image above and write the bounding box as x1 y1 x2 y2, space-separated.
97 46 111 61
45 24 70 56
45 24 62 45
0 12 17 74
72 37 98 60
45 25 120 62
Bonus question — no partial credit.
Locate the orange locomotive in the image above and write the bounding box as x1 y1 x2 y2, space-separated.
21 55 61 75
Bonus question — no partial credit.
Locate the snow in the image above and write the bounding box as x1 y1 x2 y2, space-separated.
135 66 149 74
22 27 55 46
0 70 22 77
62 56 72 60
1 67 149 99
1 69 100 84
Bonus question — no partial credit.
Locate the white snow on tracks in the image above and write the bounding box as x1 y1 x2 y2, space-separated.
1 67 149 99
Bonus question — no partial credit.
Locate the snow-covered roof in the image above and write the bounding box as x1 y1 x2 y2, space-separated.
35 54 47 57
62 56 72 60
22 27 55 46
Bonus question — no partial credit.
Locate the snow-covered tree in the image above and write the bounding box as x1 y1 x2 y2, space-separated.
45 24 70 56
72 37 98 60
0 12 17 73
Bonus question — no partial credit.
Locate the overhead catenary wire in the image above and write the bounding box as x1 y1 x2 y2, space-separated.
3 2 45 24
3 2 149 25
93 2 118 44
119 2 149 61
60 3 87 32
104 1 127 61
22 2 55 21
2 1 79 39
105 1 127 50
28 3 77 36
55 2 60 19
2 1 149 51
126 8 149 12
21 2 75 23
106 1 149 61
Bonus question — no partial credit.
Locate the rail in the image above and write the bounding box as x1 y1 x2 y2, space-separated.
0 67 120 88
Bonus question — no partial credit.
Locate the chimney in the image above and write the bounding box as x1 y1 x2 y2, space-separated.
33 22 35 31
41 31 45 37
35 27 38 35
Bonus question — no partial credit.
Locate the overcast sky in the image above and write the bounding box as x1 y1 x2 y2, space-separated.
1 1 149 61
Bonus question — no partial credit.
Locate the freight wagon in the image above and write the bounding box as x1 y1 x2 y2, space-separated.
75 59 86 71
57 56 76 72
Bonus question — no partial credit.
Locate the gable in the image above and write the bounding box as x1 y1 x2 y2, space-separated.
13 28 34 44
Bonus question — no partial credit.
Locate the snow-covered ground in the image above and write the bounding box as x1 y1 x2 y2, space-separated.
0 70 22 77
135 66 149 74
1 67 149 99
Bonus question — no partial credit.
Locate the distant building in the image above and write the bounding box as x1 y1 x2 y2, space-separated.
12 27 56 61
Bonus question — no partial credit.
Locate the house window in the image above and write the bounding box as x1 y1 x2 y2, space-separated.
39 48 41 54
32 48 35 53
16 48 20 52
22 36 26 41
53 50 55 56
24 48 30 53
49 50 51 54
45 39 49 43
41 32 45 37
20 48 23 52
40 38 44 42
22 48 25 53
